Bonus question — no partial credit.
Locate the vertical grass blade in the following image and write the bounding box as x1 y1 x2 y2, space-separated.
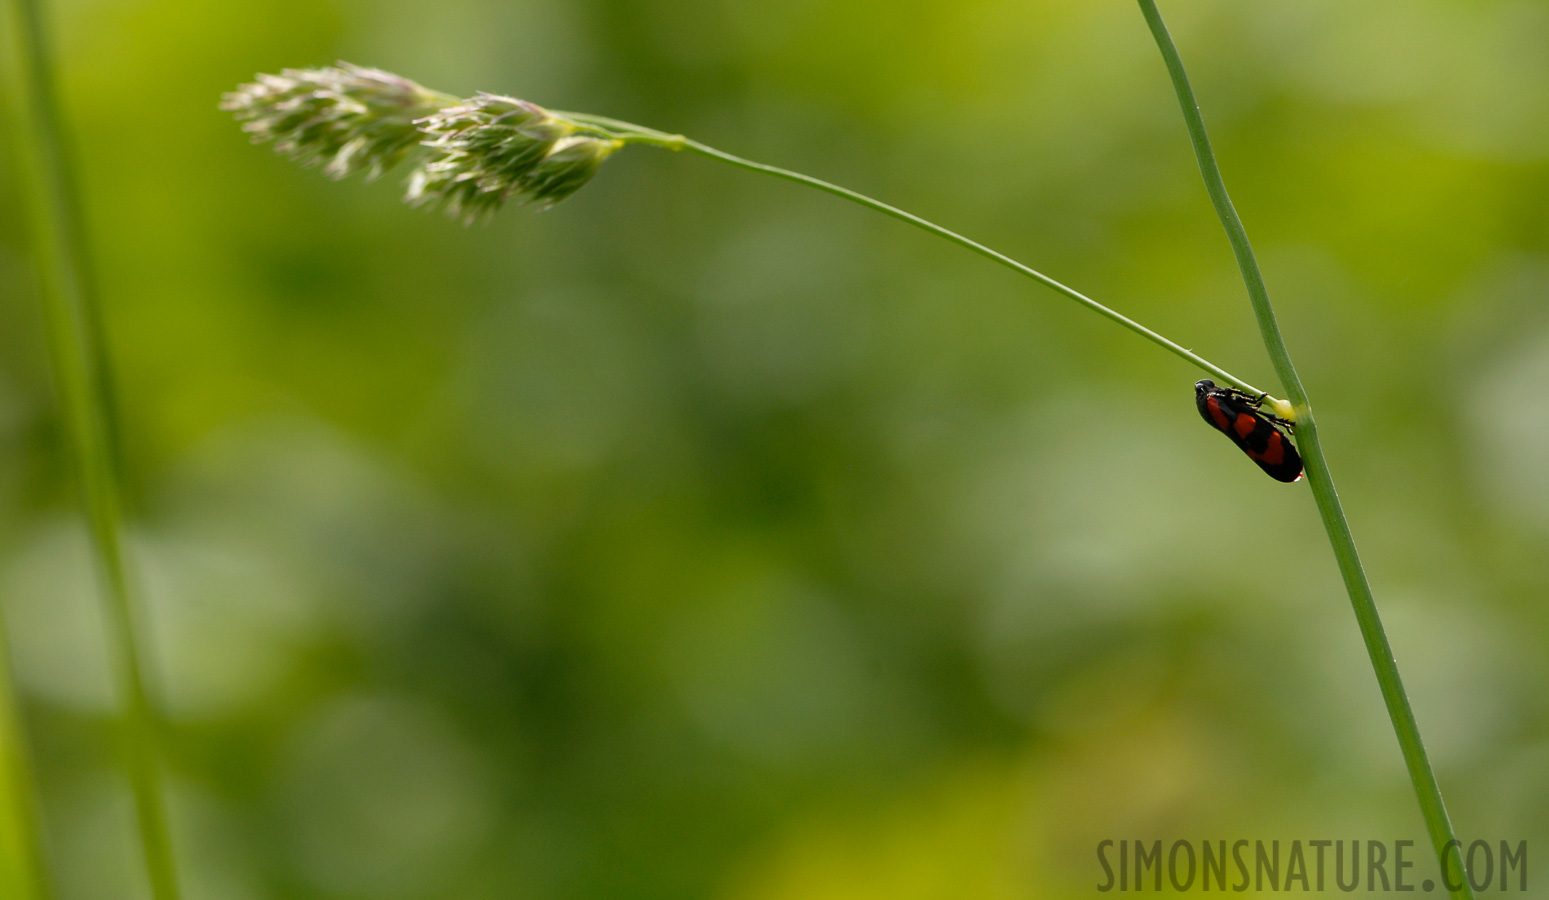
1 1 181 898
0 614 52 900
1136 2 1473 896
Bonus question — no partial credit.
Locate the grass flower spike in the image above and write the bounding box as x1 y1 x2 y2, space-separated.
221 63 455 180
521 134 625 207
408 93 624 222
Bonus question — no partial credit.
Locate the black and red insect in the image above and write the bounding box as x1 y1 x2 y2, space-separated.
1194 379 1303 483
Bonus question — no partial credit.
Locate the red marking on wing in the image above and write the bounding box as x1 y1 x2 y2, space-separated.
1247 431 1285 466
1234 413 1257 439
1206 397 1232 431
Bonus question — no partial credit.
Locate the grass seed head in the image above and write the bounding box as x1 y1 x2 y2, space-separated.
406 93 623 223
221 62 453 180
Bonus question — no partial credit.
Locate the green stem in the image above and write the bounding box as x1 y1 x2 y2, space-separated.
1 2 181 899
1137 2 1472 895
558 111 1270 399
0 615 52 900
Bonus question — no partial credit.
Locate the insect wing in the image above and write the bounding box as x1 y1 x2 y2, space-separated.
1237 415 1302 482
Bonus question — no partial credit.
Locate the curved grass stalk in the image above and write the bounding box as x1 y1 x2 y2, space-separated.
558 111 1273 401
1136 2 1473 896
1 0 181 897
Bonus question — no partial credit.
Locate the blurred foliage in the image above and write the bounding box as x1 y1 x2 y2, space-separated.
2 0 1549 897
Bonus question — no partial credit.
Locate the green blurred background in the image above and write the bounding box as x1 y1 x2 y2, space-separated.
2 0 1548 896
